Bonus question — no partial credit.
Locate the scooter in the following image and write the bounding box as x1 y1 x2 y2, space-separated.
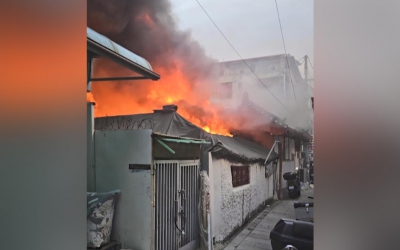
283 172 301 199
270 197 314 250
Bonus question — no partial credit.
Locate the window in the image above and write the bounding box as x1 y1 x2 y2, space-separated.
231 166 250 187
219 82 233 99
284 138 293 161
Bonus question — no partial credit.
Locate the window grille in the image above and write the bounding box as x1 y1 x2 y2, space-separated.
231 166 250 187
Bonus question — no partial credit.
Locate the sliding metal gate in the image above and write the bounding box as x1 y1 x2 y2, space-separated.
154 160 200 250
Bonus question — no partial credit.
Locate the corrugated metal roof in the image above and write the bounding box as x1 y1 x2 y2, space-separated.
87 27 160 80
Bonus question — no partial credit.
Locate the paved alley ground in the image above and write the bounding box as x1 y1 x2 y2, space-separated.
220 187 314 250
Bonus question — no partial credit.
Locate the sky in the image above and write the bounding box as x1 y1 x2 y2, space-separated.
170 0 313 78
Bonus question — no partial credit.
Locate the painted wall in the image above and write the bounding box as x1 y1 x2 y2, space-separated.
94 129 153 250
210 158 273 243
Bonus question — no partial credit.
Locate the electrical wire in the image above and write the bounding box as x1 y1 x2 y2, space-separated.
195 0 290 112
274 0 297 104
297 57 306 64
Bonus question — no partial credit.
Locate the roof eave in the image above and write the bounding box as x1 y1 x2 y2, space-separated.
87 39 160 81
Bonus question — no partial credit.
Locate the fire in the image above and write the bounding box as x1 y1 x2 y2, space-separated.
91 65 233 137
87 92 96 103
89 8 234 137
136 12 155 27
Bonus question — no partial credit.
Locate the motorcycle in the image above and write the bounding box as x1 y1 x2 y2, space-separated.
283 172 301 199
270 196 314 250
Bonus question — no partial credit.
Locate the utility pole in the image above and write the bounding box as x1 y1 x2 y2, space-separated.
304 55 308 84
282 56 287 102
278 136 284 200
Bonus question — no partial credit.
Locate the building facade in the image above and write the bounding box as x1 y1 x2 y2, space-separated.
211 54 314 136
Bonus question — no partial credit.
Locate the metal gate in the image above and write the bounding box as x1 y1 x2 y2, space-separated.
154 160 200 250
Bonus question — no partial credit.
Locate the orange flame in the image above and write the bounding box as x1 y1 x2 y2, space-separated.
90 12 233 137
87 92 96 103
91 69 233 137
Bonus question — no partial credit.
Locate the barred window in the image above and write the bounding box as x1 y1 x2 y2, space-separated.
231 166 250 187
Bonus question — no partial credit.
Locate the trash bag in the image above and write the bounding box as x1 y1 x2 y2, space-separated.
87 190 121 248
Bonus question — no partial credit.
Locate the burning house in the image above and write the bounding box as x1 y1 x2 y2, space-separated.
92 105 279 249
218 93 313 198
211 54 315 195
86 1 313 248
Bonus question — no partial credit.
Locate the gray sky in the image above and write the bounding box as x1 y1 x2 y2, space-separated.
170 0 313 77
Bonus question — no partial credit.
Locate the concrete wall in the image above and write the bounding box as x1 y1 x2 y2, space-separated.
94 129 153 250
210 158 273 243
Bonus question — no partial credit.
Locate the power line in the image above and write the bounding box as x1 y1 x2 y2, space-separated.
274 0 297 104
297 57 306 64
195 0 290 112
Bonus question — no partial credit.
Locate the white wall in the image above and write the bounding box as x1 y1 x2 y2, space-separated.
210 158 273 243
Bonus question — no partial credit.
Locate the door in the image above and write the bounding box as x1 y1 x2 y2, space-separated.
154 160 200 250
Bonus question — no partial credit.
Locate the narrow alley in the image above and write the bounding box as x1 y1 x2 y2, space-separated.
220 188 314 250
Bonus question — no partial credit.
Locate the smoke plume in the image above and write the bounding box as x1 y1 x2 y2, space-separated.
87 0 235 134
87 0 312 137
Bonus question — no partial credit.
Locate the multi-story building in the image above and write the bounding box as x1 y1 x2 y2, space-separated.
211 54 314 136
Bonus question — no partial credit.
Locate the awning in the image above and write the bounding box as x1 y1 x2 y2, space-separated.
87 27 160 81
158 138 211 145
153 132 210 155
153 132 210 144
